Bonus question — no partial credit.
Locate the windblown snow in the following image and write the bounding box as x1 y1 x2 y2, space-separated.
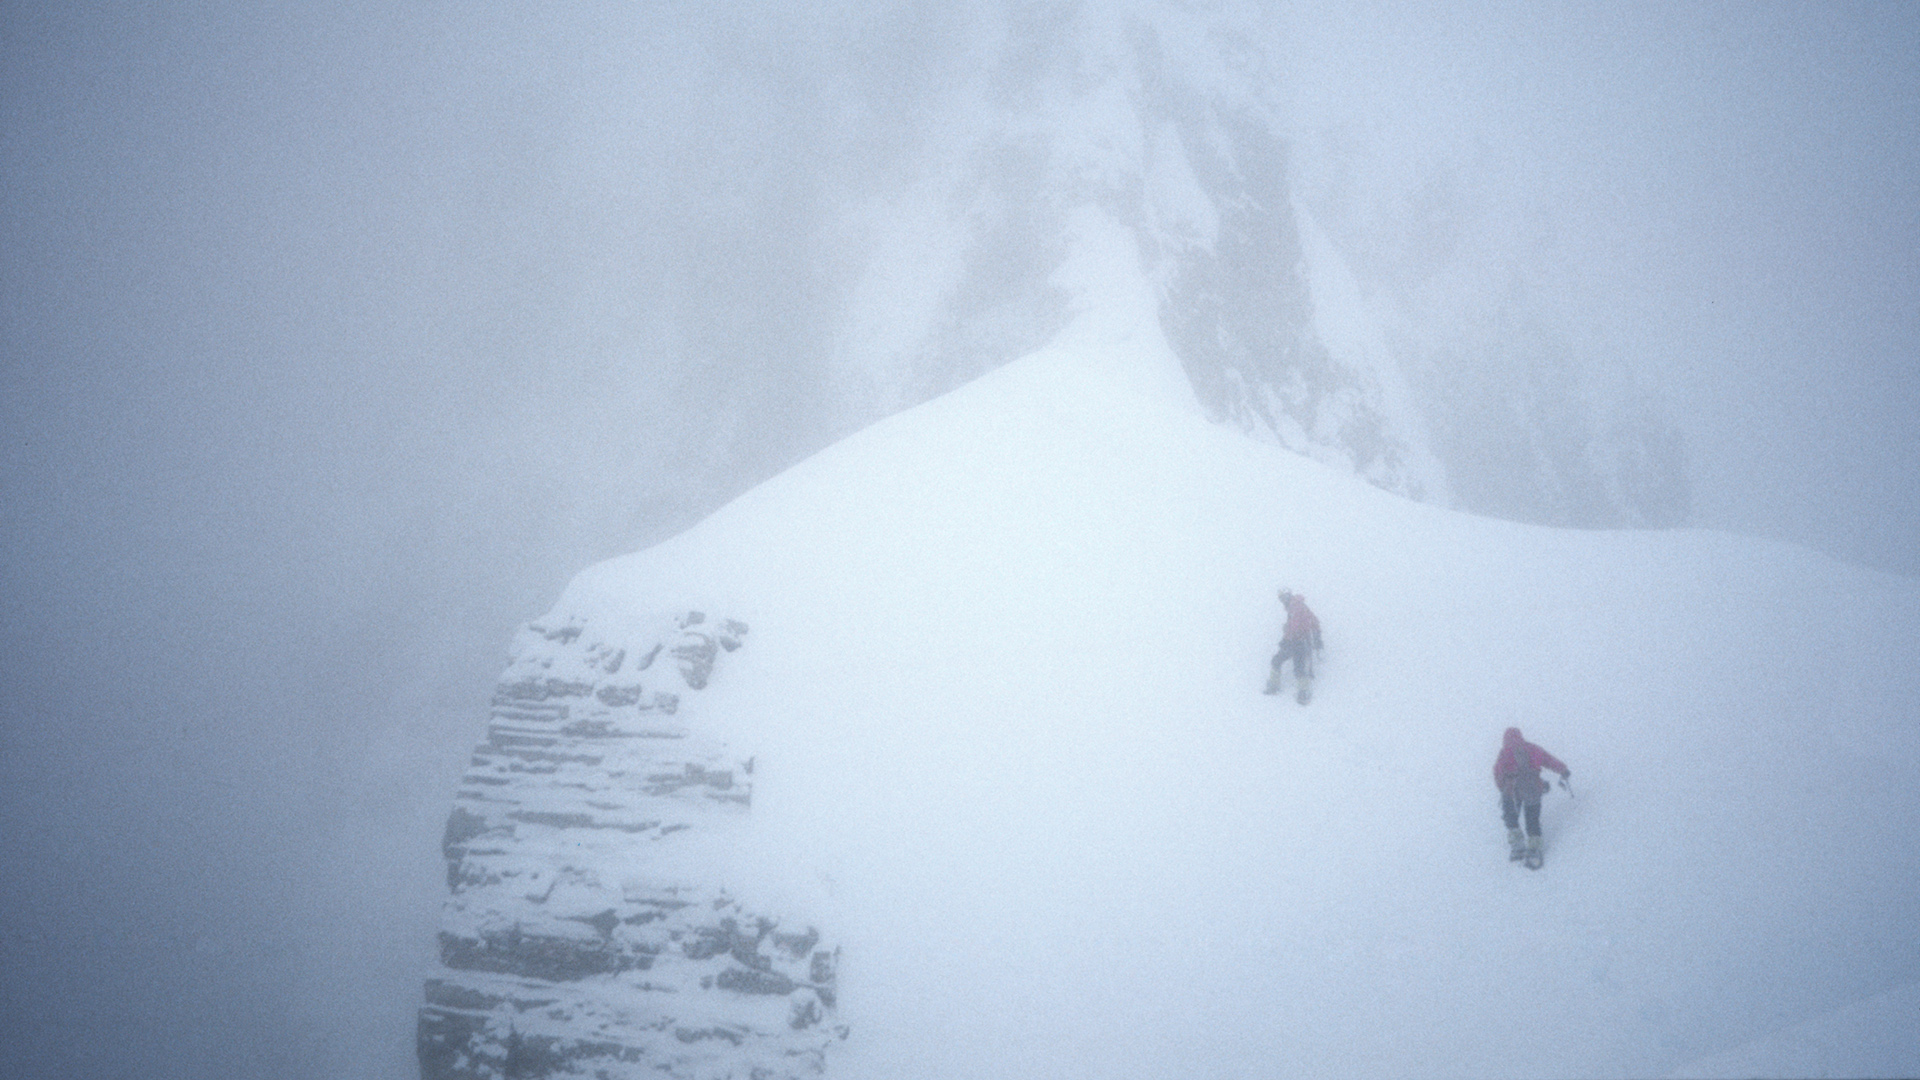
523 211 1920 1079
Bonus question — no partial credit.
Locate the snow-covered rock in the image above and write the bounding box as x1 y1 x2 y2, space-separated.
417 611 841 1080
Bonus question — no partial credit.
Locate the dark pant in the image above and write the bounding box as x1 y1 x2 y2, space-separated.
1501 791 1542 837
1273 638 1313 680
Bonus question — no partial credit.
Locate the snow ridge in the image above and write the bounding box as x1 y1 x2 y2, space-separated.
424 233 1920 1077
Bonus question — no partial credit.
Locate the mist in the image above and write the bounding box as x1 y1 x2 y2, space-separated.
1280 1 1920 570
2 2 1915 1078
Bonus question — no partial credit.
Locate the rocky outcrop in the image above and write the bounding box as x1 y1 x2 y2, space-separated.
418 611 840 1080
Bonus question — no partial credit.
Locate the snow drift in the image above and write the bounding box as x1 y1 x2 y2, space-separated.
430 211 1920 1079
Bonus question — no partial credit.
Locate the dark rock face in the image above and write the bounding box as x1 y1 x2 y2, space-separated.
1154 100 1432 502
418 611 840 1080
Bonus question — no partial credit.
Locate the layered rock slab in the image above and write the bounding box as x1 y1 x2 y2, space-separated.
418 612 839 1080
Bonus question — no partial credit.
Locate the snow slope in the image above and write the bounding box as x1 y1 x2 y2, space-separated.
530 211 1920 1079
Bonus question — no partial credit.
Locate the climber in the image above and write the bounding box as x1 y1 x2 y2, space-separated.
1264 588 1323 703
1494 727 1571 868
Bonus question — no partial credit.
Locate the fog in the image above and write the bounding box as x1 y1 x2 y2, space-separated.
1281 1 1920 572
1 2 1914 1078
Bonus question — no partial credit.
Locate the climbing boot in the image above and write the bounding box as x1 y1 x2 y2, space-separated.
1507 828 1526 861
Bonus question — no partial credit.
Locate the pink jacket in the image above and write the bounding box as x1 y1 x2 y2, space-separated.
1281 596 1321 644
1493 727 1568 800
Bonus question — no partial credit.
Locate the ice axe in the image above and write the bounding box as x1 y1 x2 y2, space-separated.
1558 775 1575 798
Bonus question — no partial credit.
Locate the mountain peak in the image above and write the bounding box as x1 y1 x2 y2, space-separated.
807 0 1686 531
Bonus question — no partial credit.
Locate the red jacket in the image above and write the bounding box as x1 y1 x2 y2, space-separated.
1493 727 1568 800
1281 596 1321 645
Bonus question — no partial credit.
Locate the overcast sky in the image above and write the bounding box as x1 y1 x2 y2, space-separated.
1 3 1916 1077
